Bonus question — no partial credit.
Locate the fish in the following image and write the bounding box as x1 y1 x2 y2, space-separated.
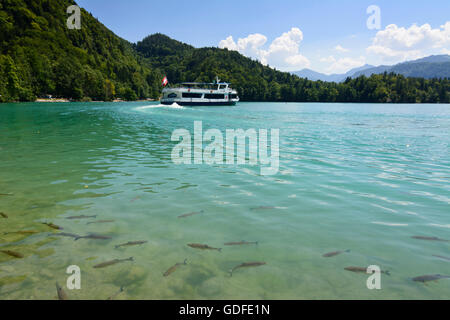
163 259 188 277
114 240 148 249
322 249 351 258
187 243 222 252
250 206 276 211
0 193 13 196
344 266 390 275
130 196 141 203
107 287 124 300
93 257 134 269
224 240 258 246
4 230 39 235
87 219 115 225
0 250 24 258
432 254 450 262
178 210 204 218
66 215 97 220
75 234 112 241
0 212 8 218
49 232 80 239
229 262 266 276
85 256 97 261
43 222 63 230
412 274 450 283
56 282 69 300
411 236 449 242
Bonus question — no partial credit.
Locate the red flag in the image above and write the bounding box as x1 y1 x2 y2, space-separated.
161 76 168 87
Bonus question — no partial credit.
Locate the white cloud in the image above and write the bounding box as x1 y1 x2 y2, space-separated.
219 34 267 60
367 22 450 63
219 28 310 71
218 36 238 51
323 56 366 74
335 45 349 53
320 56 336 63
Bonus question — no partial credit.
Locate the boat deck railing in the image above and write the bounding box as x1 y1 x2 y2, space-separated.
166 82 233 90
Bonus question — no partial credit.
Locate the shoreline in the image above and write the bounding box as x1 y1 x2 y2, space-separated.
30 98 158 103
2 99 449 104
36 98 70 103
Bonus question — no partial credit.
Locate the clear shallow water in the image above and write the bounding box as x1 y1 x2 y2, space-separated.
0 101 449 300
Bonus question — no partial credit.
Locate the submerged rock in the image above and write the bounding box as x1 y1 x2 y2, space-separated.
198 277 223 297
0 275 27 287
113 265 148 287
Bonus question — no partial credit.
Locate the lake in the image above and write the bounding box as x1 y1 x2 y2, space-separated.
0 101 449 299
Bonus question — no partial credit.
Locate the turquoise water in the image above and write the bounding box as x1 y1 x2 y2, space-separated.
0 101 449 300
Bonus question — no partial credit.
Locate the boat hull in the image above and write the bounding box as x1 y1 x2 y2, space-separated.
160 100 237 106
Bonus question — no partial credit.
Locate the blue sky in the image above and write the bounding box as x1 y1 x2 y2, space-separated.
77 0 450 74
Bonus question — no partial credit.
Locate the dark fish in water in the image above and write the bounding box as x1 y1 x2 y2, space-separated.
224 240 258 246
66 215 97 220
323 249 351 258
114 240 148 249
4 230 39 235
130 196 141 203
43 222 63 230
432 255 450 262
229 262 266 276
107 286 124 300
163 259 188 277
0 193 13 196
93 257 134 269
187 243 222 252
0 250 24 258
56 282 68 300
87 219 115 225
411 236 449 242
345 266 390 275
75 234 112 241
0 212 8 218
250 206 276 211
412 274 450 283
178 210 204 218
50 232 80 239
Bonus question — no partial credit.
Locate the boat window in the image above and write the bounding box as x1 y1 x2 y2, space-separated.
204 94 225 99
219 85 227 89
230 94 238 99
182 92 203 98
167 93 177 98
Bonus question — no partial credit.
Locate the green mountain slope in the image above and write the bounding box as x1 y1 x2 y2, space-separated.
137 34 304 101
0 0 162 102
137 34 449 103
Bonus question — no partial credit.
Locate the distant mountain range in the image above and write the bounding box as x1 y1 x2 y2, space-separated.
293 55 450 82
292 65 374 82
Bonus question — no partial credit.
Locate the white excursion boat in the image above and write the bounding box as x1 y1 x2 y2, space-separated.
161 77 239 106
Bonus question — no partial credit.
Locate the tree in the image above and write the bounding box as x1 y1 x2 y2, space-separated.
103 79 115 101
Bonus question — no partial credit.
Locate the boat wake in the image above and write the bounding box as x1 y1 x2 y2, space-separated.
135 103 185 110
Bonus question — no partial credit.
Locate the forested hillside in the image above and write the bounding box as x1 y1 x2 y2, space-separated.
137 34 449 103
0 0 162 102
0 1 449 103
